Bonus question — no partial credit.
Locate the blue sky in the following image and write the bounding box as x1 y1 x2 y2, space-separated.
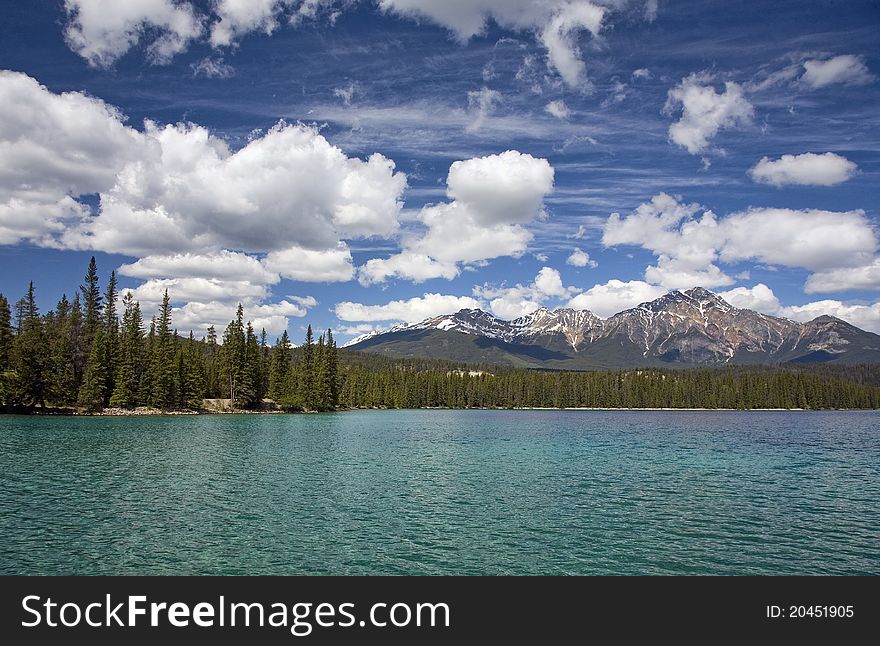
1 0 878 340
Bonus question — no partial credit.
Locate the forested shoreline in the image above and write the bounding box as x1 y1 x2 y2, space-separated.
1 258 879 414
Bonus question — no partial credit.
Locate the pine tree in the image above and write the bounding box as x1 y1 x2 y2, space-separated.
0 294 12 371
79 256 102 365
326 329 339 409
149 290 176 409
299 325 315 410
110 293 143 408
184 333 206 409
78 327 107 413
101 270 120 404
139 318 156 405
220 304 252 407
47 294 77 406
314 333 330 411
243 323 260 407
12 282 48 408
204 325 219 397
268 330 291 401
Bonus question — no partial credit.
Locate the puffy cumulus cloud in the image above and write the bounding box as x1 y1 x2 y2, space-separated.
170 299 316 337
603 193 878 292
63 121 406 256
800 55 874 89
539 1 605 87
719 284 880 333
718 283 782 314
124 277 270 306
377 1 609 88
804 260 880 294
118 251 279 284
446 150 554 227
0 71 409 339
0 73 407 257
545 99 572 120
474 267 580 319
566 279 665 318
63 0 204 67
749 152 858 187
0 71 145 245
335 293 483 324
643 256 733 290
780 300 880 334
357 252 458 286
718 207 876 271
210 0 291 47
566 248 597 268
264 244 355 282
466 87 502 132
362 150 554 283
665 73 754 154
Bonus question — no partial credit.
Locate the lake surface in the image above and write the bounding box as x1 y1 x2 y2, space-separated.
1 410 878 575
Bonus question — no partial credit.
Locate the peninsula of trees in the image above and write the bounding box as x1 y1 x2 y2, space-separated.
1 258 879 414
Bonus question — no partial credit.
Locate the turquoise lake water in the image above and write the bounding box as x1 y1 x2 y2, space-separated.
1 410 878 575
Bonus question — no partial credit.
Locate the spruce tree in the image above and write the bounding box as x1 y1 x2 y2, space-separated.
149 290 176 409
220 305 251 407
268 330 291 401
47 294 77 406
110 293 143 408
101 270 120 404
326 329 339 409
298 325 315 410
78 327 107 412
184 332 206 409
12 282 48 408
79 256 102 364
244 323 261 407
0 294 12 371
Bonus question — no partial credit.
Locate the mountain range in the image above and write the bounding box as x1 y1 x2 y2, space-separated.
346 287 880 369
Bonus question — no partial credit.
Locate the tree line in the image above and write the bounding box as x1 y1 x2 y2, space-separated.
1 257 879 413
0 257 339 412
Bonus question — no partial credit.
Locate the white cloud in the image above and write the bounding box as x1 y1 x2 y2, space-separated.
60 120 406 256
63 0 204 67
364 150 554 283
118 251 279 284
125 277 270 306
171 298 314 337
538 1 605 88
264 244 355 282
749 152 858 187
335 293 483 323
567 279 665 318
0 71 410 340
722 284 880 334
800 55 874 89
545 99 572 119
718 283 782 314
467 87 502 132
0 71 144 245
665 72 754 154
566 248 597 267
378 1 607 88
191 56 235 78
357 252 459 285
632 67 651 79
780 300 880 334
445 150 554 227
804 260 880 294
475 267 580 319
603 193 878 292
210 0 290 47
333 82 358 106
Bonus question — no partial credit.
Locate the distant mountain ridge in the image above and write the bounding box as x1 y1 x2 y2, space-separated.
346 287 880 369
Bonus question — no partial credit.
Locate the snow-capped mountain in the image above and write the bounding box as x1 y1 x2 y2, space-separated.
345 287 880 368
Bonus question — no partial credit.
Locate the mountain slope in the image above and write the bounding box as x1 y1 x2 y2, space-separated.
347 287 880 369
